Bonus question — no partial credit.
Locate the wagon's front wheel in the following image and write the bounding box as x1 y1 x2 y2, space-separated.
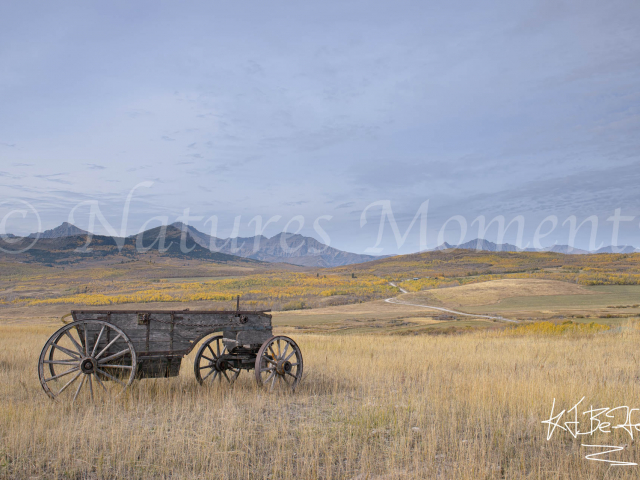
194 335 241 385
38 320 137 402
255 336 303 391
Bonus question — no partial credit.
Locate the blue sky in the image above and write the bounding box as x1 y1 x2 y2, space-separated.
1 0 639 253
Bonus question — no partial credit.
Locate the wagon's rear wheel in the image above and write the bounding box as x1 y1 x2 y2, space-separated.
38 320 137 402
255 336 303 391
194 335 241 385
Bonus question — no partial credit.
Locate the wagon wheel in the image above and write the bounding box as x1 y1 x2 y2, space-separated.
194 335 241 385
38 320 137 402
255 336 303 391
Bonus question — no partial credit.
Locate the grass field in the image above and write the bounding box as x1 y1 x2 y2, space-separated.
0 259 394 315
2 321 640 478
272 279 640 334
2 252 639 478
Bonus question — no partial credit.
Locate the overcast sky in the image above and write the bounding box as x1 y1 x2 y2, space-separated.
1 0 639 253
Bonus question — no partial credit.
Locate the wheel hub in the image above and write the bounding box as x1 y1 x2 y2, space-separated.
80 357 96 374
277 360 292 375
216 357 228 371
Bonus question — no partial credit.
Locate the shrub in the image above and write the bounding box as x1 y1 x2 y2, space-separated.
503 321 609 336
281 300 306 311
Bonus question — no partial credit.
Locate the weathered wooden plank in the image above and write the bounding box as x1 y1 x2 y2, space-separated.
72 310 273 356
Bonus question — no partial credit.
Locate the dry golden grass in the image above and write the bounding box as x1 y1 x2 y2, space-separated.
273 299 435 324
2 321 640 479
407 279 593 307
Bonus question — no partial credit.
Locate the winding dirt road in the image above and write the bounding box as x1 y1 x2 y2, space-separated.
386 282 517 323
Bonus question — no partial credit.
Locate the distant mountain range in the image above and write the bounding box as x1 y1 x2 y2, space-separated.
1 226 250 265
3 224 637 267
6 222 380 267
435 238 638 254
168 222 379 267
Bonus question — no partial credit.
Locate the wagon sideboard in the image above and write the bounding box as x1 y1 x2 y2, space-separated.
72 309 273 355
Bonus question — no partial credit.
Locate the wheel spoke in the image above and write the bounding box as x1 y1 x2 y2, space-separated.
88 374 94 402
264 356 277 365
264 370 275 384
83 323 89 356
216 340 220 357
64 330 84 355
281 342 289 360
93 373 108 392
201 355 215 363
199 364 215 370
95 333 122 360
262 366 275 372
44 359 77 365
269 373 276 391
202 368 216 381
206 344 217 360
72 375 86 403
91 326 106 357
284 350 296 362
45 366 79 382
52 344 81 360
95 368 125 386
231 369 241 382
100 364 133 369
221 370 231 382
98 349 130 364
268 345 279 361
285 371 297 380
57 371 82 395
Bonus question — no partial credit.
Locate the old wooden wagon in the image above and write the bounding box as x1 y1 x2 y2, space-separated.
38 297 303 402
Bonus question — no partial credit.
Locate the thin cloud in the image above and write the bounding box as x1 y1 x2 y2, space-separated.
33 173 73 185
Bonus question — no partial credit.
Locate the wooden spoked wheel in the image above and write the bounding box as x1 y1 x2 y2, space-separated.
38 320 137 402
255 336 303 391
194 335 241 385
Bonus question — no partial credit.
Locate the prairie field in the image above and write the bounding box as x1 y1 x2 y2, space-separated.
2 320 640 479
2 254 640 479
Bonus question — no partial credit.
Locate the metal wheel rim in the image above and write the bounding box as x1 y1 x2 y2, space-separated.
194 335 241 385
38 320 137 402
255 336 303 391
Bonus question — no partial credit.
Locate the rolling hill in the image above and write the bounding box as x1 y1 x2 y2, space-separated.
0 225 257 265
